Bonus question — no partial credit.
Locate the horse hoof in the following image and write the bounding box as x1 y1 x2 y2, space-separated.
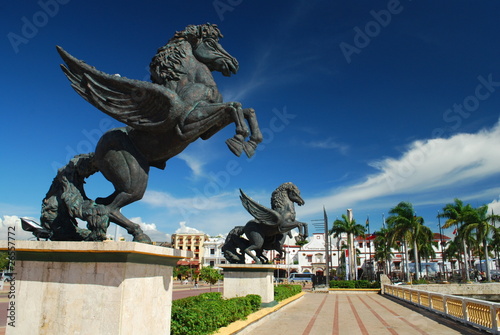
243 141 257 158
133 233 152 243
226 137 244 157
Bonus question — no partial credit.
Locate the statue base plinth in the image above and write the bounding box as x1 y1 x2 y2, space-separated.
1 241 188 335
219 264 277 304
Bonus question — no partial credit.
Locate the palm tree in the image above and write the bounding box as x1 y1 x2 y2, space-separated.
373 227 394 276
410 232 436 279
491 226 500 273
386 202 425 281
463 205 500 281
444 238 461 278
439 199 475 281
330 212 365 280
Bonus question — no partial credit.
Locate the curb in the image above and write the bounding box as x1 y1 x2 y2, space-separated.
214 292 306 335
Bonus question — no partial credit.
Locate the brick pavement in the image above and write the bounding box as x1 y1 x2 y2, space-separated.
235 292 486 335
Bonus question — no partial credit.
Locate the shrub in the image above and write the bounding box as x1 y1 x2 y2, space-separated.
274 284 302 302
329 280 380 289
171 292 261 335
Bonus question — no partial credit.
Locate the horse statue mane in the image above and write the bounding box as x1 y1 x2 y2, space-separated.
271 182 300 211
150 23 224 84
222 183 308 264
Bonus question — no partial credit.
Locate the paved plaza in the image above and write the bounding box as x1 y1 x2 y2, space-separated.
235 292 486 335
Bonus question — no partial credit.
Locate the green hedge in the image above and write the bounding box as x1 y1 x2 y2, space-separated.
274 284 302 302
329 280 380 289
171 292 261 335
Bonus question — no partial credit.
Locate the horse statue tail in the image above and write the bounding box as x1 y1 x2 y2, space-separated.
40 153 110 241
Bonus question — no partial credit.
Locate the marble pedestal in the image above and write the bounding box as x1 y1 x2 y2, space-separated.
0 241 188 335
220 264 277 306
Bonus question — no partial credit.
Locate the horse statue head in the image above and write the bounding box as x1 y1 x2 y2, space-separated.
150 23 238 85
271 182 305 212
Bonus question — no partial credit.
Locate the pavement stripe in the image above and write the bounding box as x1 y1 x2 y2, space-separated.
347 295 369 335
367 295 429 335
357 295 398 335
302 294 328 335
332 295 339 335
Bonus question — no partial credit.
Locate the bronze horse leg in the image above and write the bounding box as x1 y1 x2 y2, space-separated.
243 221 265 264
181 103 262 157
94 128 152 242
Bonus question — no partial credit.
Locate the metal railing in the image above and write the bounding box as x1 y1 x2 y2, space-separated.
384 285 500 334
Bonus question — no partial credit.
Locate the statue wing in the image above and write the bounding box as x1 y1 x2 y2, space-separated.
57 46 186 132
239 189 282 226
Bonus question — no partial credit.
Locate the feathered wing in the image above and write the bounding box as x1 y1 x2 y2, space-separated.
239 189 282 226
57 46 186 132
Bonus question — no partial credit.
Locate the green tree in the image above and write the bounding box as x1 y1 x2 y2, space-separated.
173 265 190 280
463 205 500 281
373 227 394 275
199 266 222 291
439 199 475 281
330 211 365 280
0 252 9 271
386 202 426 281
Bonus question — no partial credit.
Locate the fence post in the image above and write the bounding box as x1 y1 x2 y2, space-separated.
490 305 498 332
462 300 468 323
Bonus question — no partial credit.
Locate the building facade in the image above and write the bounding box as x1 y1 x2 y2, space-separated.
171 232 209 269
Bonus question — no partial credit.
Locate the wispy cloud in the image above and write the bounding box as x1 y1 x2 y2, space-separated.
303 137 349 154
301 120 500 216
143 189 239 213
177 152 206 178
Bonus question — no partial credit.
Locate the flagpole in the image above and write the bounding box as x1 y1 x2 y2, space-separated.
323 206 330 286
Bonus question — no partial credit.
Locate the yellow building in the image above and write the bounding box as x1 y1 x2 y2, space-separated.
171 233 209 269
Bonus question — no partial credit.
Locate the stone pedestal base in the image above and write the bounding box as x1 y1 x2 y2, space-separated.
1 241 188 335
220 264 277 305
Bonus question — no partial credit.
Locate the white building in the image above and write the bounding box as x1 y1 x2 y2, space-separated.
199 231 462 281
202 236 227 268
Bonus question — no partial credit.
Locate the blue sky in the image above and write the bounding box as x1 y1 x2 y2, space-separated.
2 1 500 241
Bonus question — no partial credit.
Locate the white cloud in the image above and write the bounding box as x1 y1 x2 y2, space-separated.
0 215 39 240
301 120 500 215
177 152 205 178
175 221 203 234
129 217 171 242
487 197 500 215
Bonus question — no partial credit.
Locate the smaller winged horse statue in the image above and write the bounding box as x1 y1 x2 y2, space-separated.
222 182 308 264
25 24 263 242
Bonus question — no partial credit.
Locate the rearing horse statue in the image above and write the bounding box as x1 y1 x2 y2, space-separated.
30 24 263 242
222 182 309 264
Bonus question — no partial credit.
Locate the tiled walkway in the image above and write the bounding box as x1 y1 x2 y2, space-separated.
236 292 486 335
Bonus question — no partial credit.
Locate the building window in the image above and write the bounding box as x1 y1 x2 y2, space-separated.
367 242 371 248
359 242 363 248
210 248 215 255
209 261 215 267
307 255 312 262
